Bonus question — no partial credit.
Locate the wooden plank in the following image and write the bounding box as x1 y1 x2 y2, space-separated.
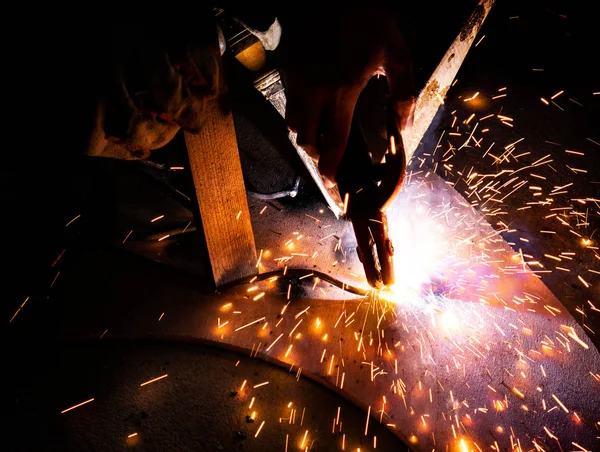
184 52 257 288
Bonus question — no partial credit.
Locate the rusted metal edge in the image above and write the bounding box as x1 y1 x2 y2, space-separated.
403 0 495 159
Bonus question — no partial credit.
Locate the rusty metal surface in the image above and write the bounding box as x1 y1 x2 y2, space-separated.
403 0 495 160
9 339 407 451
7 3 599 450
31 167 600 451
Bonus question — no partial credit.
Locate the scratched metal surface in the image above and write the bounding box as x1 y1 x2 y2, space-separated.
6 2 599 451
9 339 407 451
14 166 598 451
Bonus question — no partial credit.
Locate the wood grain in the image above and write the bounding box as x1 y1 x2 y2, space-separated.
185 55 257 288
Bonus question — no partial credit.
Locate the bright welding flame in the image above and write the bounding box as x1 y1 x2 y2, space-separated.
439 309 460 330
458 438 472 452
381 170 493 306
384 202 449 302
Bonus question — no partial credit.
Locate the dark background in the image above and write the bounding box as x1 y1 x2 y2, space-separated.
2 2 598 449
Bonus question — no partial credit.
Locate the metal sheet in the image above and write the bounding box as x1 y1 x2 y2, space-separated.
56 167 600 451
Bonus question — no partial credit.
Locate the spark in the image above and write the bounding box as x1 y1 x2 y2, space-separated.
266 333 283 352
343 193 349 215
511 387 525 399
551 394 569 413
140 374 168 387
65 214 81 227
577 275 591 288
122 229 133 243
301 429 309 448
61 398 94 414
255 420 265 437
9 296 30 323
235 317 265 331
256 249 263 268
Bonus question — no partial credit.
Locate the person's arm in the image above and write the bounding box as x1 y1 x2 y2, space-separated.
275 6 416 185
84 17 221 160
220 5 415 185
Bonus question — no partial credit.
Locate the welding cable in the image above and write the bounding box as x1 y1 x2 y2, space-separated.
121 168 302 241
110 241 370 297
140 159 300 205
224 268 370 297
245 175 301 200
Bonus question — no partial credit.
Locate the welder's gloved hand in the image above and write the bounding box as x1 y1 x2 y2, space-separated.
87 22 221 160
278 8 416 186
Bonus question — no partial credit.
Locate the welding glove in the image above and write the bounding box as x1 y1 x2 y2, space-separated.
277 7 416 186
85 20 221 160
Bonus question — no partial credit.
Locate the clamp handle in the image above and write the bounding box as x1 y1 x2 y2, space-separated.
336 100 406 288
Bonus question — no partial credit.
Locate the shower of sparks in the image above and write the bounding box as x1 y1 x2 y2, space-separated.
44 15 598 452
206 72 598 451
